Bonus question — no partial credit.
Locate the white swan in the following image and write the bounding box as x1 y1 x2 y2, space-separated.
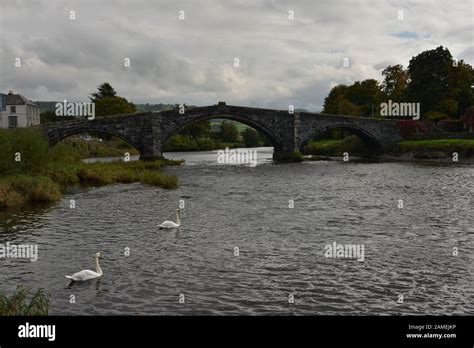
65 252 103 281
159 208 181 228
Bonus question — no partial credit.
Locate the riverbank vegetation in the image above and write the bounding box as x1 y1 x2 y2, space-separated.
0 128 180 209
322 46 473 125
385 139 474 159
0 286 50 315
304 136 369 157
56 137 140 158
302 137 474 161
163 119 271 151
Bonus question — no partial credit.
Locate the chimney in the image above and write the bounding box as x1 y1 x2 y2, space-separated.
8 90 14 95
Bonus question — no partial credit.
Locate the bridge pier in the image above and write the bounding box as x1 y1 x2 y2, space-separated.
272 148 298 161
139 141 163 161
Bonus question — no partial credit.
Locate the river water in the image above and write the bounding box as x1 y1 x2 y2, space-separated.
0 147 473 315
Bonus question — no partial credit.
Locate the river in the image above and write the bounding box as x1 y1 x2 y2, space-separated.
0 147 473 315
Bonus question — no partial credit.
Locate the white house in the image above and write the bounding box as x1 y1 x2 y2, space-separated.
0 91 41 128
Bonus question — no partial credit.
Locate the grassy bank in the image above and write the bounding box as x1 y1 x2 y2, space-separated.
303 136 369 156
386 139 474 159
59 137 140 158
0 128 181 209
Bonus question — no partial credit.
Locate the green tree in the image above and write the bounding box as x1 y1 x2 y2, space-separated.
338 99 361 116
242 128 260 147
437 98 458 118
95 96 137 116
323 85 348 114
448 60 474 116
179 120 212 138
322 80 383 117
345 79 384 117
90 82 117 102
406 46 453 117
381 64 409 101
218 121 239 143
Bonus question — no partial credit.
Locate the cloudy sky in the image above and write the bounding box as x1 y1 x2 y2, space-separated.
0 0 472 111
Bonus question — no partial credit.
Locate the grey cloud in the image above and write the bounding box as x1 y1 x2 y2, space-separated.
0 0 472 110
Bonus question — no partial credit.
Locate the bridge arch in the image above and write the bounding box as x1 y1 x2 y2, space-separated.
45 125 143 154
162 112 284 151
299 123 384 154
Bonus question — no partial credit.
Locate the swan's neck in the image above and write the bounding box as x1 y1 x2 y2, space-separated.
95 256 103 275
176 211 181 225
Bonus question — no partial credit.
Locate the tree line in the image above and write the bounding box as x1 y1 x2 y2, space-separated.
322 46 474 121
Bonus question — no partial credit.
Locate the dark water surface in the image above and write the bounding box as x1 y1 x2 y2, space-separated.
0 148 473 315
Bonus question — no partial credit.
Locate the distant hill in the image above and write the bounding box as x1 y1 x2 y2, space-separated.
36 101 197 113
35 101 58 112
135 103 177 112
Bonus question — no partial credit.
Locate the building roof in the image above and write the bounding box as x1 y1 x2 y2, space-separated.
4 92 39 107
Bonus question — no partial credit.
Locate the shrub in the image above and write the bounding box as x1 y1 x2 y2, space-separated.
139 171 179 188
0 128 49 175
28 176 62 202
0 181 26 208
77 167 113 186
277 150 304 162
340 135 367 154
0 286 50 315
0 176 62 204
304 140 341 156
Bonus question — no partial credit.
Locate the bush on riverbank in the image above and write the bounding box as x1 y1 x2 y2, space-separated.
0 286 50 315
57 138 140 158
163 134 218 151
0 176 62 208
75 160 180 188
0 129 181 209
277 150 304 162
0 128 49 175
386 139 474 158
303 136 368 156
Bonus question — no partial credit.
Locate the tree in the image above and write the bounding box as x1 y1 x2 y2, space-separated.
242 128 260 147
322 80 383 117
382 64 409 101
217 121 239 143
406 46 453 117
95 96 136 116
337 99 361 116
448 60 474 116
323 85 348 114
179 120 212 138
345 79 384 117
90 82 117 102
90 83 136 117
437 98 458 118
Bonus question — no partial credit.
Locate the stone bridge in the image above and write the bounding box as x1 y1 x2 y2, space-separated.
42 102 402 160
